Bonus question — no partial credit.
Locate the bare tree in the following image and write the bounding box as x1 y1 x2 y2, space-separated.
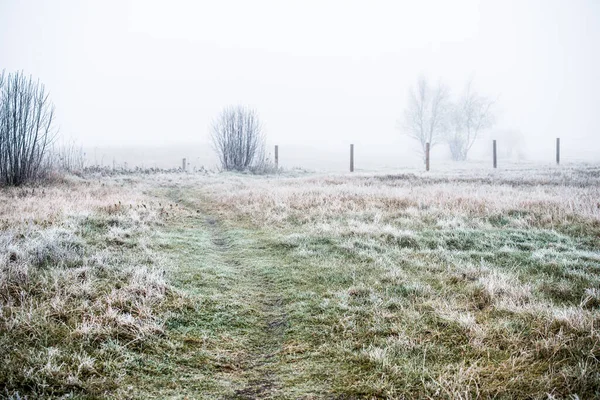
402 76 449 159
0 70 56 185
211 105 266 171
447 81 495 161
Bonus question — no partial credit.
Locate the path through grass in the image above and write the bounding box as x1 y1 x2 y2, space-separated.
122 189 336 398
133 172 600 399
2 167 598 399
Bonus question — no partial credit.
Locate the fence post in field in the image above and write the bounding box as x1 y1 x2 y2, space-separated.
493 140 497 169
274 145 279 168
556 138 560 165
182 158 186 172
112 158 115 171
350 144 354 172
425 142 430 171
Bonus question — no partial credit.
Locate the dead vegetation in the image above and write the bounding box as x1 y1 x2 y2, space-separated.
0 177 188 398
184 163 599 398
1 163 599 398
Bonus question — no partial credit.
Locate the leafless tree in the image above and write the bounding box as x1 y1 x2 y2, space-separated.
447 81 495 161
0 70 56 185
401 76 449 159
211 105 265 171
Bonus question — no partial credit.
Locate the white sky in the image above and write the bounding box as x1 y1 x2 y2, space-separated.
1 0 599 166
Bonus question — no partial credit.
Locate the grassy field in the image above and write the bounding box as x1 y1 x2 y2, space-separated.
1 163 599 399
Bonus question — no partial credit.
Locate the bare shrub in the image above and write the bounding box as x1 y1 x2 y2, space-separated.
210 105 266 171
0 70 56 186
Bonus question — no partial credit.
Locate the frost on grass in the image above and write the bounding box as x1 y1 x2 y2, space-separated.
2 165 599 398
183 164 600 398
0 178 182 398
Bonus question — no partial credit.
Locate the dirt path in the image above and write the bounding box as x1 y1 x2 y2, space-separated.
205 215 288 399
232 292 287 399
164 191 289 399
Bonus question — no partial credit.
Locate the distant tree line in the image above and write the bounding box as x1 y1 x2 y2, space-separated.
1 67 500 186
402 76 495 161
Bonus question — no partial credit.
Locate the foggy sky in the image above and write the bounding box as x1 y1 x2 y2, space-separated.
1 0 599 167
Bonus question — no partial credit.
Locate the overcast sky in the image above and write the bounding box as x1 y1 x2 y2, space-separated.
1 0 598 166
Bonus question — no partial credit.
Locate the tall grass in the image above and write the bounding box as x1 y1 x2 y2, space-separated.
0 177 184 398
179 163 600 398
1 163 599 398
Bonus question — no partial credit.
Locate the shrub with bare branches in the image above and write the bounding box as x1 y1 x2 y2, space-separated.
210 105 266 171
0 70 56 186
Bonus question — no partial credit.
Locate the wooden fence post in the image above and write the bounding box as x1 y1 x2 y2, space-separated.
274 145 279 168
493 140 497 169
182 158 186 172
425 142 430 171
556 138 560 165
350 144 354 172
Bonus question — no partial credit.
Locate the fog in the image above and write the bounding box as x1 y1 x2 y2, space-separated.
2 0 599 170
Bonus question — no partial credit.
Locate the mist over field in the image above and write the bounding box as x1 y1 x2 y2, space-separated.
1 0 599 170
2 2 600 399
83 137 594 172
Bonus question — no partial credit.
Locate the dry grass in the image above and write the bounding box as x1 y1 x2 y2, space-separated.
196 165 600 230
1 163 599 398
174 162 600 398
0 176 186 398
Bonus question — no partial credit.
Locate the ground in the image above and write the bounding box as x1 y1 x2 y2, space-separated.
1 163 599 399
